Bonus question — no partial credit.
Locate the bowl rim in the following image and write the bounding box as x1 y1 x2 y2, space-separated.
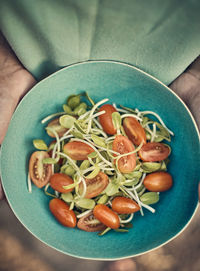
1 60 200 260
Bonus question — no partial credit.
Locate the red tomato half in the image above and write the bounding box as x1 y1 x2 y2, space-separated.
99 104 117 135
50 173 74 193
49 198 76 228
112 135 136 173
29 151 52 188
93 204 120 229
139 142 171 162
79 172 109 198
63 141 94 160
123 117 146 146
77 211 106 232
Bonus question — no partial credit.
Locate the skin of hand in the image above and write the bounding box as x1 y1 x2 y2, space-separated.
0 32 36 199
169 56 200 202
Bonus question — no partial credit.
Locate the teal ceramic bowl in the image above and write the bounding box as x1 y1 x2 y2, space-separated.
1 61 200 260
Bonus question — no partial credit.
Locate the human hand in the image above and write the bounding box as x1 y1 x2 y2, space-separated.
169 55 200 202
169 56 200 130
0 31 36 200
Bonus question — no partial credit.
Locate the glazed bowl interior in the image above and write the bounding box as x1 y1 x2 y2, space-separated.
1 61 199 259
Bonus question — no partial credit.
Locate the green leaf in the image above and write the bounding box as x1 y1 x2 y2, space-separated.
80 160 91 170
59 115 76 129
69 201 75 210
48 142 56 151
63 104 73 115
74 107 86 116
74 120 87 133
67 95 81 109
112 112 121 130
75 198 95 209
136 184 145 193
138 186 146 197
100 151 110 161
116 174 126 185
160 161 167 171
91 134 106 148
61 192 74 202
124 171 142 179
33 139 48 150
155 122 170 138
71 130 84 139
141 162 161 173
86 165 100 179
123 179 140 186
42 157 58 164
140 192 159 205
63 183 77 190
105 182 119 196
141 116 150 126
87 151 97 158
74 103 87 116
64 165 76 176
97 194 109 204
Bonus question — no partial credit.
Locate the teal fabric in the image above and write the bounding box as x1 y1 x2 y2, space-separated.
0 0 200 85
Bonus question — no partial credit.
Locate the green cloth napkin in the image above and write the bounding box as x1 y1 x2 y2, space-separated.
0 0 200 85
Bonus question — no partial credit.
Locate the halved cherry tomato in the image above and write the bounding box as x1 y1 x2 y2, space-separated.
139 142 170 162
99 104 117 135
63 141 94 160
93 204 120 229
50 173 74 193
49 198 77 228
29 151 52 188
46 118 68 138
143 172 173 192
123 117 146 146
112 197 140 214
77 211 106 232
112 135 136 173
79 172 109 198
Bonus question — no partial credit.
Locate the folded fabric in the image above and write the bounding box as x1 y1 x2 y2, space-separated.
0 0 200 85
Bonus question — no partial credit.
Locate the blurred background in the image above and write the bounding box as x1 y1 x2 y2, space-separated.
0 200 199 271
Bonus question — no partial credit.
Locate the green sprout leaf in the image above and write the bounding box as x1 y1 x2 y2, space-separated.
59 115 76 129
112 112 121 131
33 139 48 150
91 134 106 148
